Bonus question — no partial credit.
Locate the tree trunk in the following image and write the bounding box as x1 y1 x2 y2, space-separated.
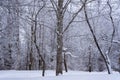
84 2 112 74
118 57 120 73
64 53 68 72
34 20 46 76
35 43 46 76
56 0 64 76
88 46 92 72
28 52 33 70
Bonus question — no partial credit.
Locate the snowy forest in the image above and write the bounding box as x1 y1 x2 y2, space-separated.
0 0 120 77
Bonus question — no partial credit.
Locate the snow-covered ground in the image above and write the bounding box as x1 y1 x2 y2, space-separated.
0 70 119 80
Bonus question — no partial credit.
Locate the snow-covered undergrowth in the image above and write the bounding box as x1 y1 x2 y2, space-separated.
0 70 119 80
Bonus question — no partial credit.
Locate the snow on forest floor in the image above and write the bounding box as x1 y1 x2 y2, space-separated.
0 70 119 80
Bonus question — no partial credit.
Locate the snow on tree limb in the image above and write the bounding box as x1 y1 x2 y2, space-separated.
63 52 78 58
113 40 120 44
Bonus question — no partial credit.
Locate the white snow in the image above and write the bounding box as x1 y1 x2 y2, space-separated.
63 47 67 51
113 40 120 44
65 52 78 58
0 70 119 80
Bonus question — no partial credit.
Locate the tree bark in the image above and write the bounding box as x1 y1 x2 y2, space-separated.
88 46 92 72
64 53 68 72
56 0 64 76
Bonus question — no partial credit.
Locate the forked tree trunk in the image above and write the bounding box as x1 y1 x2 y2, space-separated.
50 0 86 76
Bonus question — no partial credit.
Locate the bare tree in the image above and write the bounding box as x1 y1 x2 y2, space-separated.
84 0 112 74
25 0 46 76
106 0 115 54
50 0 86 76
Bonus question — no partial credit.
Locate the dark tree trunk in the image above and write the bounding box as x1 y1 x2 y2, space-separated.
35 43 46 76
56 0 64 76
84 2 111 74
34 20 46 76
118 58 120 73
64 53 68 72
88 47 92 72
28 52 33 70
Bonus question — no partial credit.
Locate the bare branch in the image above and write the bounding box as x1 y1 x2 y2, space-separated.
62 0 86 34
50 0 58 14
62 0 72 15
107 0 115 54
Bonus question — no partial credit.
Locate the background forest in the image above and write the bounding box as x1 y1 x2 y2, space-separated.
0 0 120 76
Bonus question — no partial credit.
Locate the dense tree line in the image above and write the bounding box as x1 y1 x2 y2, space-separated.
0 0 120 76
